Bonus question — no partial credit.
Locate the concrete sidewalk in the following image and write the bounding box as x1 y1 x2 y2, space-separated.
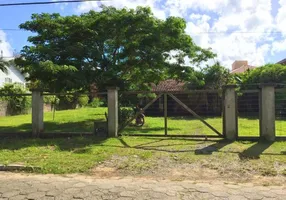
0 172 285 200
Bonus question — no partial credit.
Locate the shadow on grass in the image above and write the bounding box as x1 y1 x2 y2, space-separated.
239 141 274 160
100 138 285 156
194 140 233 155
0 135 285 157
121 127 181 134
0 136 107 152
0 119 105 133
168 116 222 121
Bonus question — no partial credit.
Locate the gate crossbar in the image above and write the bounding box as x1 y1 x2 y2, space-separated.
168 93 223 137
118 93 163 132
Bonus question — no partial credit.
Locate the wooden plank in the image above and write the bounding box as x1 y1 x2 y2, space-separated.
118 93 163 132
164 93 168 136
168 93 223 137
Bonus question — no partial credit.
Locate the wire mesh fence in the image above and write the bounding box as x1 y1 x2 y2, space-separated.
42 92 107 134
275 89 286 136
118 91 165 135
118 90 223 137
168 91 223 136
0 93 32 134
237 90 260 137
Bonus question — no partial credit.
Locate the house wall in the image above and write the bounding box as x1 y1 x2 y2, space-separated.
232 61 248 71
0 65 26 87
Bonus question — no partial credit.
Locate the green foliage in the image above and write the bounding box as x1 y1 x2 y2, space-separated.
15 6 215 92
57 94 78 110
78 95 89 107
43 95 59 104
88 98 104 108
119 107 134 125
187 62 234 89
0 84 31 115
238 64 286 89
0 57 9 74
137 93 156 99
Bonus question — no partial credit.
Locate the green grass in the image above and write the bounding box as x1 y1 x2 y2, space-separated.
1 107 286 136
0 107 107 133
0 136 285 176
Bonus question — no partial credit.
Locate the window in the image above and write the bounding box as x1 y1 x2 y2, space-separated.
4 78 12 83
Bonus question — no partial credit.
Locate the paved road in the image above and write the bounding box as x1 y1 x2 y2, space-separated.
0 172 285 200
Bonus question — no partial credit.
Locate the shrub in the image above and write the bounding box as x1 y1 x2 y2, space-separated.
88 98 104 108
78 95 89 107
119 107 134 125
57 94 78 110
0 83 31 115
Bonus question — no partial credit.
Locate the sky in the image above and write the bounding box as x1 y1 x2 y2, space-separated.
0 0 286 69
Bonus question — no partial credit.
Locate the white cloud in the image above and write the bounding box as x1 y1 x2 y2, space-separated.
271 39 286 54
0 30 13 58
185 0 274 68
77 0 166 19
75 0 284 68
186 14 211 48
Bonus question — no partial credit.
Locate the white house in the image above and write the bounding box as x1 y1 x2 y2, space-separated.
0 64 26 87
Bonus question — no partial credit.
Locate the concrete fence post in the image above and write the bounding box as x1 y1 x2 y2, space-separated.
107 87 119 137
31 90 44 137
259 84 276 142
223 85 238 141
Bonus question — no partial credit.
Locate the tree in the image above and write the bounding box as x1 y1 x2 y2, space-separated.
0 41 9 73
238 63 286 89
186 62 234 89
15 6 215 92
0 57 9 73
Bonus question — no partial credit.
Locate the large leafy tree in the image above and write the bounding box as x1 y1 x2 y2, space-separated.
15 6 215 92
237 63 286 89
187 62 233 89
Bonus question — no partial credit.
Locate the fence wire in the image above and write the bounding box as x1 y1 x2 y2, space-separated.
237 90 260 136
42 92 107 134
169 91 223 136
118 91 223 137
0 93 32 134
118 92 165 135
275 89 286 136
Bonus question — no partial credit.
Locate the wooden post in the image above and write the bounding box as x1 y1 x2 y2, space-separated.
164 93 168 136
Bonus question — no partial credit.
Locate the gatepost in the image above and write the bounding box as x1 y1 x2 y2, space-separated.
31 89 44 137
259 84 276 142
223 85 238 141
107 87 119 137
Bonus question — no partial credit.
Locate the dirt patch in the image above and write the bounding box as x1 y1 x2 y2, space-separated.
89 155 286 185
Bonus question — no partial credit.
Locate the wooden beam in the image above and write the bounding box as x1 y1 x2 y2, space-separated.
118 93 163 132
168 93 223 136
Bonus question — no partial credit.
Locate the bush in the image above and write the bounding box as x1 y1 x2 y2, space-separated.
57 95 78 110
0 83 31 115
78 95 89 107
119 107 134 125
88 98 104 108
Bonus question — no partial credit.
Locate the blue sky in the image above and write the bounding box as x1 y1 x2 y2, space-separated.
0 0 286 69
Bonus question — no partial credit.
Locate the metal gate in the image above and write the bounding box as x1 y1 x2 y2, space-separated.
118 90 223 138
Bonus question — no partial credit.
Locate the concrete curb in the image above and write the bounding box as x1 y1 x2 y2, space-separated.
0 164 41 171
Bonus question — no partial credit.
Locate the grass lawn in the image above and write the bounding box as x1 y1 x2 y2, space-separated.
0 107 286 136
0 136 285 180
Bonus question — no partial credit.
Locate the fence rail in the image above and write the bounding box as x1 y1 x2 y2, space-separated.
0 85 284 141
